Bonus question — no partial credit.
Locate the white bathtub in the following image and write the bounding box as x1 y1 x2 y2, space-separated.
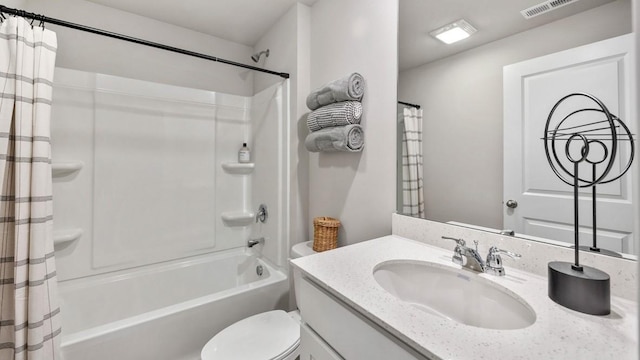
59 248 288 360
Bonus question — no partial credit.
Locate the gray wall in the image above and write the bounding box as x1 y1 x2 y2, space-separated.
398 0 632 229
308 0 399 246
249 0 402 252
17 0 255 95
253 4 311 253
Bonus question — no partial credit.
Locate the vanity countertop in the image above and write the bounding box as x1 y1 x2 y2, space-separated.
290 235 638 360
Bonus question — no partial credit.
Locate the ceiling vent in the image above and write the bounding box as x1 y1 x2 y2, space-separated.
521 0 580 19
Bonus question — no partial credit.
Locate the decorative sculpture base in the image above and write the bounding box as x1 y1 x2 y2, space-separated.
548 261 610 315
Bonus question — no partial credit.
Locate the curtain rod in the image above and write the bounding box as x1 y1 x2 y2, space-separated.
0 5 290 79
398 101 421 109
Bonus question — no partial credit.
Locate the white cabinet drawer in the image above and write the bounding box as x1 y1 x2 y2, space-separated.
296 274 431 360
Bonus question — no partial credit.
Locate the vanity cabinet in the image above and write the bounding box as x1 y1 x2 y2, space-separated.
299 324 343 360
292 235 639 360
296 272 431 360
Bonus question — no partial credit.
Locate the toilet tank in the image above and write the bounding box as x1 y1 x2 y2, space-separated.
291 241 317 259
288 241 318 310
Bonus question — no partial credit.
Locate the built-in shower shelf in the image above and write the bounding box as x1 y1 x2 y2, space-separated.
221 162 255 175
52 161 84 177
53 228 83 246
221 211 255 227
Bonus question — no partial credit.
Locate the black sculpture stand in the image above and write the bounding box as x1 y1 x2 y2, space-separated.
543 93 634 316
548 261 610 315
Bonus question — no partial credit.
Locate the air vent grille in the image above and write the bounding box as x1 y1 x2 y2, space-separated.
457 20 476 34
521 0 579 19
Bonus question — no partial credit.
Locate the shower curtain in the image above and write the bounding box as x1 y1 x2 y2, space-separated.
0 17 61 360
401 107 424 218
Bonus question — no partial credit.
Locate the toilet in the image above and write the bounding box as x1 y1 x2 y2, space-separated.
200 241 318 360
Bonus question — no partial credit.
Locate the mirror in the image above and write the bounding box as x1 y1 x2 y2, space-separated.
397 0 637 258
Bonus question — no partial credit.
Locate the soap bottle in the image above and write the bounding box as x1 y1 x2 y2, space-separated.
238 143 251 163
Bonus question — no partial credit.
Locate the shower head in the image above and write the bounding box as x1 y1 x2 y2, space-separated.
251 49 270 63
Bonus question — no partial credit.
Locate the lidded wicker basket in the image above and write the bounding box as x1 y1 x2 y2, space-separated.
313 216 340 252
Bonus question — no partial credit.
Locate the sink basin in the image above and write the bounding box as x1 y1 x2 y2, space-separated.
373 260 536 330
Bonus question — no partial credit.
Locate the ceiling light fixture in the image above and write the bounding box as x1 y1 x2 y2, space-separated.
429 19 477 44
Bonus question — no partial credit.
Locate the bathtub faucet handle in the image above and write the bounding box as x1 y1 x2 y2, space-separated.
256 204 268 223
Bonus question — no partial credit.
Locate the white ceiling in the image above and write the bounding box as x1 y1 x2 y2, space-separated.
86 0 616 70
86 0 318 46
399 0 616 70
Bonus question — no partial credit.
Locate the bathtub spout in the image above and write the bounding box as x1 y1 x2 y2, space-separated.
247 237 264 248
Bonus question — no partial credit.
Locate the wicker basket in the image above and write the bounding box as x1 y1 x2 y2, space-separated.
313 217 340 252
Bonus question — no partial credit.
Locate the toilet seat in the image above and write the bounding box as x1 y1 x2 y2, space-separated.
201 310 300 360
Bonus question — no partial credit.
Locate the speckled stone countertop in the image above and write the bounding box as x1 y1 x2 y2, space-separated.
291 235 638 360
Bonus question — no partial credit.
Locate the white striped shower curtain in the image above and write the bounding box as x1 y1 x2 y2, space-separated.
0 17 62 360
401 107 424 218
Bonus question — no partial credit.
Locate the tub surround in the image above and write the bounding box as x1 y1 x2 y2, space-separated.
291 235 637 359
393 214 638 301
52 68 289 281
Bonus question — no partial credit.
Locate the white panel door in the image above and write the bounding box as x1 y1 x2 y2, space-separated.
503 34 635 254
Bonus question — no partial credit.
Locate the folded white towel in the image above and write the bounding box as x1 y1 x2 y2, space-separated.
304 124 364 152
307 101 362 132
306 73 365 110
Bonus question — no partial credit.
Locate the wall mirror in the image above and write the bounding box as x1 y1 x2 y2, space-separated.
396 0 637 258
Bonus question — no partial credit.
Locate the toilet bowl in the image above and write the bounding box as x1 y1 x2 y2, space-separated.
200 241 317 360
201 310 300 360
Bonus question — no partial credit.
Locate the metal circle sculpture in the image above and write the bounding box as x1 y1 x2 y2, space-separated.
543 92 635 316
543 93 635 188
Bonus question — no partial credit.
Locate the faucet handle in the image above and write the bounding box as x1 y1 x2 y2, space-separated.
485 246 521 276
441 236 466 247
441 236 465 265
500 229 515 236
490 246 521 260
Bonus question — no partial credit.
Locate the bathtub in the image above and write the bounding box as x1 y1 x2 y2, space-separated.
59 248 288 360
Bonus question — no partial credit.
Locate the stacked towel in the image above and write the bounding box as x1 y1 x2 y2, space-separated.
304 73 366 153
307 101 362 132
305 124 364 152
306 73 365 111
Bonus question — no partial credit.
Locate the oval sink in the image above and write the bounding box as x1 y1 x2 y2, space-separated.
373 260 536 330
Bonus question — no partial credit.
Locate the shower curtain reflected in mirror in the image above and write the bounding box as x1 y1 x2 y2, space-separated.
0 17 62 360
400 107 424 218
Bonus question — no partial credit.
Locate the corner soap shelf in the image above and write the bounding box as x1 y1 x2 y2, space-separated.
52 161 83 177
53 228 83 247
221 212 255 227
221 162 254 175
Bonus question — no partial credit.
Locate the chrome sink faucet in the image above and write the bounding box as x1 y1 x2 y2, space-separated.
441 236 521 276
442 236 485 273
